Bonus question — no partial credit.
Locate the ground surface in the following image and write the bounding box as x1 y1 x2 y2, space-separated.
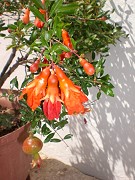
30 157 98 180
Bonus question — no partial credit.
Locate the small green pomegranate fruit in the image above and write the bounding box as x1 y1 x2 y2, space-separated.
22 134 43 155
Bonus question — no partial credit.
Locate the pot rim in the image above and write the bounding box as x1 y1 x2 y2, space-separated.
0 122 30 145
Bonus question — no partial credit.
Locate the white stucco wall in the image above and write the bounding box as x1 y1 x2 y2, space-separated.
1 1 135 180
40 1 135 180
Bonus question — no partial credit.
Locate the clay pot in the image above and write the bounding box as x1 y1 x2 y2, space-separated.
0 89 31 180
0 123 31 180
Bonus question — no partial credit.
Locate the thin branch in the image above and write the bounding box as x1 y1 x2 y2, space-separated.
46 121 69 148
0 48 16 77
67 15 97 22
53 128 69 148
0 51 30 88
0 61 20 88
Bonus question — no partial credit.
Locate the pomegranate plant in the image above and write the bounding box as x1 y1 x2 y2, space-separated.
0 0 127 167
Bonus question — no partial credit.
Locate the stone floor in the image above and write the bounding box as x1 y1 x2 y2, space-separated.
30 157 98 180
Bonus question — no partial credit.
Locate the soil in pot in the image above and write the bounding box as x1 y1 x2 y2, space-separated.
0 89 24 137
0 105 23 136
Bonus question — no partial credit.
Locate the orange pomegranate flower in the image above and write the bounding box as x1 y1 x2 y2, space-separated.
42 71 62 120
62 29 73 50
79 58 95 76
54 65 88 115
34 17 44 28
39 9 46 15
19 67 50 110
22 8 30 24
41 0 45 4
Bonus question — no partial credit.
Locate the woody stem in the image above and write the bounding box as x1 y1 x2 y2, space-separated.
0 49 30 88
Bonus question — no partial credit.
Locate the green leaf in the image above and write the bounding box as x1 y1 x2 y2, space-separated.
81 82 89 95
9 94 15 102
50 0 63 17
31 39 42 46
0 20 5 29
59 111 67 119
41 33 49 47
29 6 46 23
21 73 34 89
21 76 33 88
31 46 41 52
23 22 33 31
64 134 73 140
58 44 70 52
8 24 17 30
101 85 114 97
96 66 103 76
44 133 55 143
76 67 84 76
101 74 110 81
57 119 68 130
43 51 51 60
1 92 7 97
104 82 114 88
0 33 6 37
53 29 60 38
32 0 44 9
49 120 57 129
44 30 52 41
45 0 51 9
92 51 95 60
19 100 29 108
51 43 70 53
57 3 79 14
97 91 101 100
41 124 47 132
51 43 61 52
30 30 39 42
31 121 38 128
70 38 76 49
42 124 51 135
50 138 61 142
53 16 64 39
10 76 18 89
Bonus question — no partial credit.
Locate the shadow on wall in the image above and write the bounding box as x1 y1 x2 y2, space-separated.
69 1 135 180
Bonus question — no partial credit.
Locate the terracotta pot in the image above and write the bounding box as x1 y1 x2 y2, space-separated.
0 89 31 180
0 123 31 180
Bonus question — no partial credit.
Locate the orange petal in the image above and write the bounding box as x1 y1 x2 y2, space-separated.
20 67 50 110
64 91 85 114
